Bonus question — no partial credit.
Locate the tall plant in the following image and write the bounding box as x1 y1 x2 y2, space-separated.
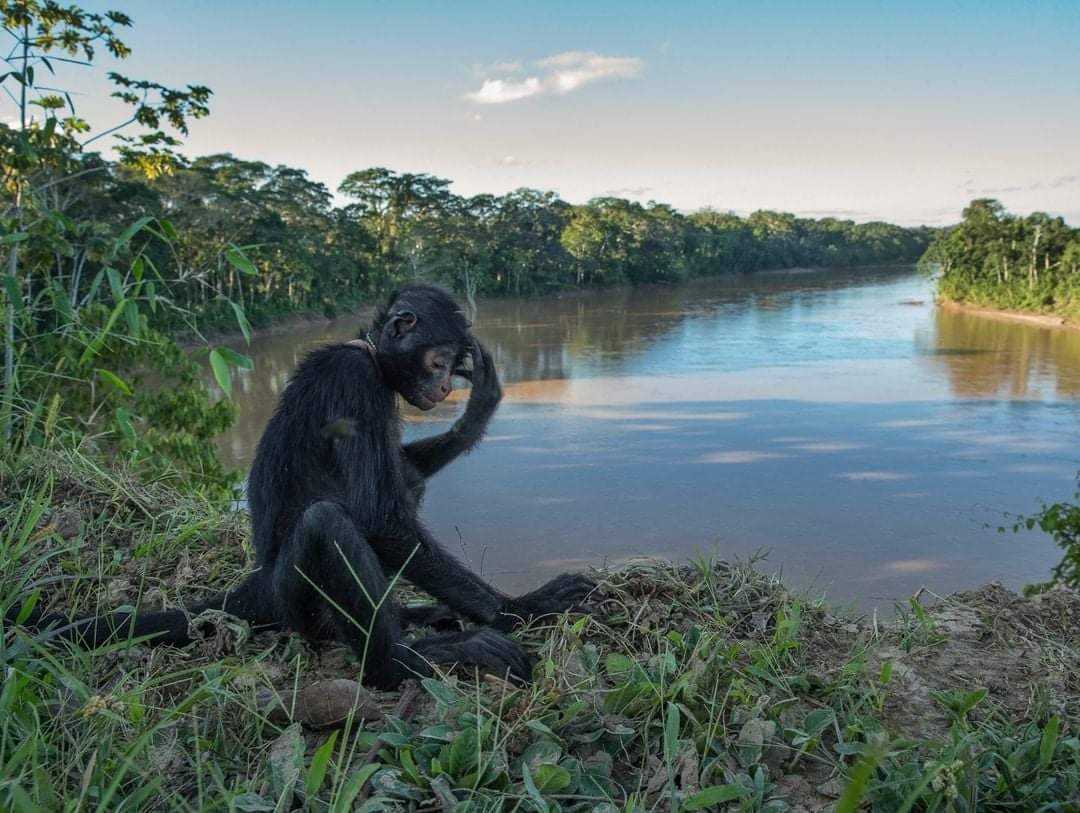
1 1 252 497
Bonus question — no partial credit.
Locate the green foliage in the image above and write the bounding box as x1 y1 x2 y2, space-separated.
923 198 1080 319
1 461 1078 810
7 156 936 341
5 213 250 498
1010 476 1080 594
0 1 253 499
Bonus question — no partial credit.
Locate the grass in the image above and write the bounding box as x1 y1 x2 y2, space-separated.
1 450 1078 811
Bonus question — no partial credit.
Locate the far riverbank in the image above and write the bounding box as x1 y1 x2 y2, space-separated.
937 296 1080 333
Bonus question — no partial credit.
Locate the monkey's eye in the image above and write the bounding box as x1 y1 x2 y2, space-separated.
431 357 449 371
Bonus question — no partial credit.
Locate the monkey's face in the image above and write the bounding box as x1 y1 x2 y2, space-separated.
397 344 461 410
373 286 472 410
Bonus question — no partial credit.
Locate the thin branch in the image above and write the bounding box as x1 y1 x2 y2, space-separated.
31 165 108 194
81 89 146 148
79 112 137 147
30 55 92 67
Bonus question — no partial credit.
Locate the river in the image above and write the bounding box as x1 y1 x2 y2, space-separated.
213 267 1080 610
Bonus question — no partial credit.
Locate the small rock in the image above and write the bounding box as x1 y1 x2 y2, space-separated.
260 679 385 729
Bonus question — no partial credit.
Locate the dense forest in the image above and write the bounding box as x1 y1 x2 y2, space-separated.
922 198 1080 319
18 155 937 333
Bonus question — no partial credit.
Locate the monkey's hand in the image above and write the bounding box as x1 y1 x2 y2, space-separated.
494 573 596 632
456 337 502 421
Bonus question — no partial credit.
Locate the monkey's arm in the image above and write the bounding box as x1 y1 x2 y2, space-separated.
372 523 594 632
375 525 508 625
402 338 501 479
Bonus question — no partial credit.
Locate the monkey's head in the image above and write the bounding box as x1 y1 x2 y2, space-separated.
371 284 471 410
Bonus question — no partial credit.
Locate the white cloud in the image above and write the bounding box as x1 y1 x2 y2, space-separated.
466 76 544 104
604 186 654 198
465 50 643 105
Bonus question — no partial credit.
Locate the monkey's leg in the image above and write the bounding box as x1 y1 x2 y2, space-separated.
400 603 460 630
10 572 277 649
274 501 530 689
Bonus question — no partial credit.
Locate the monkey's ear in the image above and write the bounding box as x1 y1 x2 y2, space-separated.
391 311 417 337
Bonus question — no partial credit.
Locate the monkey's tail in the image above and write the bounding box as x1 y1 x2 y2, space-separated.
4 573 278 650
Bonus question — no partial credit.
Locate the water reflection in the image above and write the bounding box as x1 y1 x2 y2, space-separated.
921 307 1080 399
212 268 1080 609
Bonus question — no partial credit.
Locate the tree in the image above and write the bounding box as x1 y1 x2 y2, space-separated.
1 0 210 440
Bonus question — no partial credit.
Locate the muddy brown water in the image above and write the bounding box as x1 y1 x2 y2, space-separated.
211 268 1080 610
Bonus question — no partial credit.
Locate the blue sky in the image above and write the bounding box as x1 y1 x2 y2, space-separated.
34 1 1080 225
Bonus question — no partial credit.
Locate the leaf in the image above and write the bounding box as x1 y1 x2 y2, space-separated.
330 764 379 813
79 299 127 366
114 407 136 443
736 718 776 767
371 768 424 801
521 739 562 774
115 216 153 250
215 346 254 371
663 702 680 764
421 677 458 706
533 763 572 792
429 775 458 810
106 267 124 303
683 785 748 811
304 731 338 798
159 218 179 242
525 719 559 740
605 653 633 675
1 274 24 314
520 764 546 808
0 232 28 245
836 744 886 813
225 244 258 276
448 727 478 778
229 299 252 344
95 368 133 396
419 724 455 742
879 660 894 685
124 299 141 336
232 793 275 811
804 708 835 737
14 592 39 625
49 281 73 324
1040 715 1061 770
209 348 232 399
83 269 104 306
268 723 304 805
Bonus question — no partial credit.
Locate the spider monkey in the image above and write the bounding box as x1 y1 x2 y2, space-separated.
13 284 594 688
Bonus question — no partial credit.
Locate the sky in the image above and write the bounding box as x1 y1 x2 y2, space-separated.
20 0 1080 226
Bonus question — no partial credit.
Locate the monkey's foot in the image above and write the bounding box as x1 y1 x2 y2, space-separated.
409 629 534 684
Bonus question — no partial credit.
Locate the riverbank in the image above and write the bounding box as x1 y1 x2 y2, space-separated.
937 296 1080 333
2 449 1076 809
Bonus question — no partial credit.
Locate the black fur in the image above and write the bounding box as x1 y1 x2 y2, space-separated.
10 284 593 688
